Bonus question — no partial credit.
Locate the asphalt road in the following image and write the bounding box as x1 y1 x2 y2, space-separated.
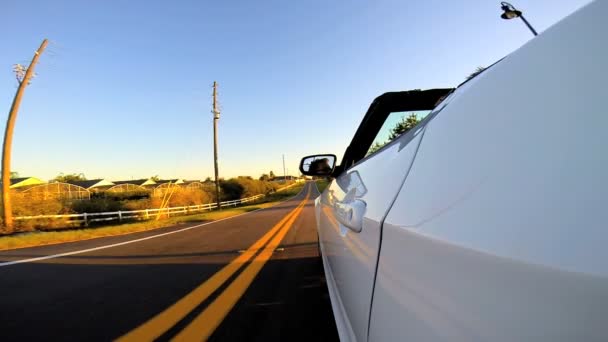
0 182 338 341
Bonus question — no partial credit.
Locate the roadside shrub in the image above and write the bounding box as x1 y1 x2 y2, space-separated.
2 176 295 235
151 189 213 208
122 199 152 211
235 177 267 197
103 190 150 201
219 177 294 201
168 189 212 207
9 195 75 232
17 217 75 232
219 179 245 201
12 195 72 216
71 198 125 213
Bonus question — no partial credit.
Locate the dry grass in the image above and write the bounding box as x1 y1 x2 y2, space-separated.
0 184 305 251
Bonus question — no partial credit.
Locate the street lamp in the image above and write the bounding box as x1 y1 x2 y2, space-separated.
500 2 538 36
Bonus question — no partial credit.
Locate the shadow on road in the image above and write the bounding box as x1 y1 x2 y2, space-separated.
1 242 320 262
209 254 338 342
0 246 339 342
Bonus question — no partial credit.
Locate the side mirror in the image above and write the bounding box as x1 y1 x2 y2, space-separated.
299 154 337 176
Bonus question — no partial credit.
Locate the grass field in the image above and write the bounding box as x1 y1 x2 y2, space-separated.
315 179 330 193
0 183 305 251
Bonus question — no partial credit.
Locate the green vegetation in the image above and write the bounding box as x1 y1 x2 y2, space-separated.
9 177 294 229
53 172 87 183
466 66 486 81
388 113 420 140
0 202 274 251
220 177 291 200
0 182 305 251
368 113 421 155
263 182 304 202
316 179 329 193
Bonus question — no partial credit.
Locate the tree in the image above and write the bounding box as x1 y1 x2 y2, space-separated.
366 113 421 157
259 173 270 181
269 171 275 179
367 141 385 156
150 175 161 182
53 173 86 183
9 171 19 179
388 113 420 140
204 177 212 183
466 66 486 81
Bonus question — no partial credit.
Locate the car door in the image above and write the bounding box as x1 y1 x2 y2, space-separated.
317 89 451 342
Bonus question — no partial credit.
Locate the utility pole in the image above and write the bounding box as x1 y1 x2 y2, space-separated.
212 81 221 210
2 39 48 231
282 154 286 184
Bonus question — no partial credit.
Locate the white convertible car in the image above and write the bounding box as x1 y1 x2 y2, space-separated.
299 2 607 341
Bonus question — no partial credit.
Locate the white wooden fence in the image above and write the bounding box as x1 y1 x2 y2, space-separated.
14 183 298 226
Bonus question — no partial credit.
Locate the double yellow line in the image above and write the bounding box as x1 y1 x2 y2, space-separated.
118 189 310 342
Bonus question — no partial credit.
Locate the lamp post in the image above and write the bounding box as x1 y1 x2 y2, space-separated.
500 2 538 36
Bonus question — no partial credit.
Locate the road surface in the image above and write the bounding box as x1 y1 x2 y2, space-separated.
0 182 338 341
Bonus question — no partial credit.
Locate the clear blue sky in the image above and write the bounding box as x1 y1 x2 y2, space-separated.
0 0 592 181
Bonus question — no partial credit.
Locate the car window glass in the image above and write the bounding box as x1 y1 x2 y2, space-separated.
365 110 431 157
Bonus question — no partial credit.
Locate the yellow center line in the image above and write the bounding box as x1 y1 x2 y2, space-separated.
172 191 310 342
117 187 310 342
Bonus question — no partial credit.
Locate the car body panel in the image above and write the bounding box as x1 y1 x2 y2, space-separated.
369 1 608 340
369 228 608 341
318 127 426 341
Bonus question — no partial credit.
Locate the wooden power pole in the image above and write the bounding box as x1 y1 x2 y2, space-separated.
2 39 48 231
212 81 221 210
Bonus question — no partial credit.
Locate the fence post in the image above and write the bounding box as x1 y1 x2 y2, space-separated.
145 209 149 220
83 212 88 227
118 211 122 222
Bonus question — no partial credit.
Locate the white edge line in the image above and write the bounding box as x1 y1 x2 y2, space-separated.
0 185 309 268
